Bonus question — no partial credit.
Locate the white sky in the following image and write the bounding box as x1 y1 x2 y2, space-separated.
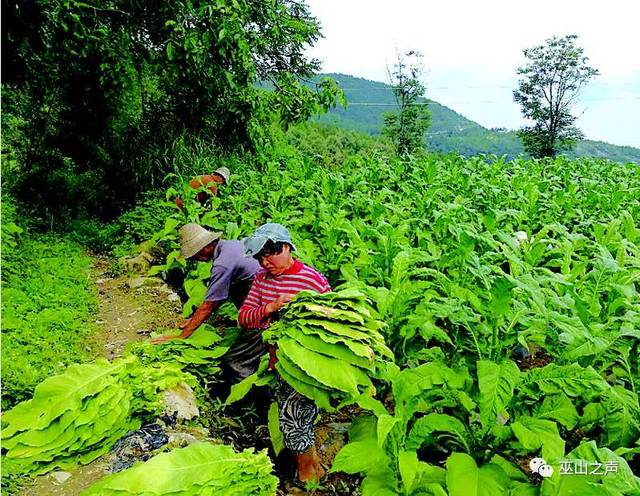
305 0 640 147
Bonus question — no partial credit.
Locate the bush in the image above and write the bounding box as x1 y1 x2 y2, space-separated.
1 235 98 409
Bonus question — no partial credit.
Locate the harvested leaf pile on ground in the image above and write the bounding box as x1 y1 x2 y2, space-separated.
80 442 278 496
262 288 394 411
129 325 237 385
1 356 191 477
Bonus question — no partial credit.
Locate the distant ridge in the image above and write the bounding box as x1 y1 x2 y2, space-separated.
314 73 640 163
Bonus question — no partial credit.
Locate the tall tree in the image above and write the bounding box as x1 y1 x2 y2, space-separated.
382 50 431 156
1 0 342 217
513 34 598 158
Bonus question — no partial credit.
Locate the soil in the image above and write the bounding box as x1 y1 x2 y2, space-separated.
515 345 553 371
84 256 183 359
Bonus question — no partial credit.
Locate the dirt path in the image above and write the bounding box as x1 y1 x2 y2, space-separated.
85 257 183 359
16 256 183 496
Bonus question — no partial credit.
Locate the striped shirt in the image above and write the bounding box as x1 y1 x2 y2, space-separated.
238 259 331 329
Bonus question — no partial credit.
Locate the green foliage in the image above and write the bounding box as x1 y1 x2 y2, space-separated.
1 233 98 409
80 442 277 495
129 324 238 387
382 50 431 156
314 73 640 163
3 0 342 219
540 441 640 495
513 34 599 158
285 121 393 168
115 191 171 247
1 357 191 477
262 289 394 411
445 453 509 496
0 195 24 278
68 218 128 254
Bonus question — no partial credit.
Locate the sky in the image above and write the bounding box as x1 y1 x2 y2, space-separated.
304 0 640 148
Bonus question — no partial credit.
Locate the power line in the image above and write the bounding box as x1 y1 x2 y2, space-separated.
343 97 640 106
336 82 640 90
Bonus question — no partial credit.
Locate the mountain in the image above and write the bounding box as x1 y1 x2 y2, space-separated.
314 73 640 163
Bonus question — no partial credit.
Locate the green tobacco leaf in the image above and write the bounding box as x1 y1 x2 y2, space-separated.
289 323 377 359
445 453 509 496
602 385 640 449
330 440 388 475
225 355 269 405
268 402 284 456
523 363 607 401
406 413 470 452
511 416 565 461
540 440 640 496
348 414 378 443
477 359 521 430
376 414 400 448
489 454 528 482
398 449 421 494
361 473 398 496
278 338 370 395
276 352 331 391
301 318 372 341
80 442 278 495
297 304 365 325
274 361 333 412
2 359 131 437
393 362 467 409
355 395 388 417
580 402 607 427
536 393 579 429
287 328 374 370
0 355 187 476
398 450 446 494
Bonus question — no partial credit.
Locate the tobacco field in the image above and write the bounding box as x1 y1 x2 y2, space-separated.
2 150 640 495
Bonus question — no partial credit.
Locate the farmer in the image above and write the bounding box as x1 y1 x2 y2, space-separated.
174 166 230 210
151 224 263 383
239 223 331 483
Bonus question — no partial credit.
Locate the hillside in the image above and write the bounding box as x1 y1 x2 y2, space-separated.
315 73 640 163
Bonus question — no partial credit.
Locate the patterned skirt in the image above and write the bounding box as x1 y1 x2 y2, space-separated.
274 376 318 454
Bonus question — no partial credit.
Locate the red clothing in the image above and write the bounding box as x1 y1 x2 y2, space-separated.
175 174 224 209
239 260 331 328
189 174 224 202
238 259 331 368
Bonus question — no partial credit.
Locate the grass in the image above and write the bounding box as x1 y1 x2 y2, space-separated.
1 234 98 409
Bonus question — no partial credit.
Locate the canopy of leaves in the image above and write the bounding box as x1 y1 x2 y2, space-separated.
513 34 599 158
382 50 431 156
2 0 342 218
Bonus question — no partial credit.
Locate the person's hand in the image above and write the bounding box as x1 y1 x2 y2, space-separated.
151 334 181 345
265 294 295 315
178 319 190 329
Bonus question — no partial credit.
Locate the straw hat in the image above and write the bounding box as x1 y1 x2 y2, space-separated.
214 167 230 184
179 224 222 259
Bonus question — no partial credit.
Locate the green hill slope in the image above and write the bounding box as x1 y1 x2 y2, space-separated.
315 73 640 163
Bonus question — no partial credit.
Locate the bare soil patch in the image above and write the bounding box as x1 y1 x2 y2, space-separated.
84 257 183 359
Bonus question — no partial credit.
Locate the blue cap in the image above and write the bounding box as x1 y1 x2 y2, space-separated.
243 223 297 257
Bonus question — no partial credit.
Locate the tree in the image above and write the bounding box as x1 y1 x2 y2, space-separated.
513 34 598 158
1 0 342 218
382 50 431 156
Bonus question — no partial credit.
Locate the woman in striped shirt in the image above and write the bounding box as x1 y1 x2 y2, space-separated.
239 223 330 484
